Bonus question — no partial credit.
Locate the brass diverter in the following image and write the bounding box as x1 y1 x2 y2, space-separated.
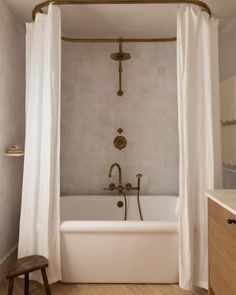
104 163 142 193
114 128 127 151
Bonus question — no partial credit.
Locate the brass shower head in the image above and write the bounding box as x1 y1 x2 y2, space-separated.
110 52 131 61
111 38 131 96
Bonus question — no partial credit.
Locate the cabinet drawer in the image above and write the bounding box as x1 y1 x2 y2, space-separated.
209 199 236 295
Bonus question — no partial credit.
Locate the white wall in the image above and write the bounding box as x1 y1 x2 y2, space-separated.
0 1 25 280
61 42 178 196
219 23 236 188
219 21 236 82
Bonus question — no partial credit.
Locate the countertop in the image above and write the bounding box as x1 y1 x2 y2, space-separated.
206 190 236 215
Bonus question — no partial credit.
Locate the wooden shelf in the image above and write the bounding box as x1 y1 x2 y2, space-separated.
5 153 24 157
221 119 236 127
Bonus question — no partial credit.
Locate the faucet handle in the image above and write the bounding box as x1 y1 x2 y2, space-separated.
125 183 132 191
103 183 116 191
136 173 142 178
109 183 116 190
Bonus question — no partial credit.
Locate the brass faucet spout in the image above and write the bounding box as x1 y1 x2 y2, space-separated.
108 163 122 187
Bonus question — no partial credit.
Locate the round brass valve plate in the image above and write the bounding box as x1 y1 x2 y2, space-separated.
114 135 127 150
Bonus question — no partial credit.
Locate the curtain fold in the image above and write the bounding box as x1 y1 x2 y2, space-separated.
177 5 222 290
18 4 61 283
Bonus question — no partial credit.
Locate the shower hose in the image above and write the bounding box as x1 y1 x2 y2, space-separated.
120 190 127 221
120 190 143 221
137 188 143 221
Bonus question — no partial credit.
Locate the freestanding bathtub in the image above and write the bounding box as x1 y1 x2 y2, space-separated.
60 195 179 283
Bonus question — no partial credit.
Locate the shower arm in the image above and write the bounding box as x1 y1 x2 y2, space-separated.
118 39 123 97
118 61 122 96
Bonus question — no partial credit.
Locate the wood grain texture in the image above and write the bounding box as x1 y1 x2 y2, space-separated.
0 278 207 295
209 199 236 295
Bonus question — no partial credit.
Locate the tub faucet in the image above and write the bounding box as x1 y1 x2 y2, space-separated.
104 163 142 193
108 163 123 191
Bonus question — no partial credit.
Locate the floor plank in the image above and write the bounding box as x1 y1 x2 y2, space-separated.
0 278 207 295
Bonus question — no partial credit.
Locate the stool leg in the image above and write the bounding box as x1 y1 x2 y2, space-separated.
41 268 51 295
24 273 29 295
7 278 14 295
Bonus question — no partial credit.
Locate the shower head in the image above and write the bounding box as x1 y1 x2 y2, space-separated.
110 52 131 61
111 38 131 96
111 37 131 61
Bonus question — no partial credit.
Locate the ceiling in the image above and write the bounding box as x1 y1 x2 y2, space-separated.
4 0 236 38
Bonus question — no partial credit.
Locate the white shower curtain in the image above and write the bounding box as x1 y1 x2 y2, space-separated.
177 5 222 290
18 4 61 283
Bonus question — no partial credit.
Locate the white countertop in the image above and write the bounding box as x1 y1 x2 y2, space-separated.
206 190 236 215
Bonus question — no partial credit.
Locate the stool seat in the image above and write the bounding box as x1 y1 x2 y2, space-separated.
7 255 48 278
6 255 51 295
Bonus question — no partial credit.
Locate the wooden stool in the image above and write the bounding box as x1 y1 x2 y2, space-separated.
6 255 51 295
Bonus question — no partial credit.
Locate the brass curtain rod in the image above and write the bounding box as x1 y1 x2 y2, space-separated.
33 0 211 43
33 0 211 20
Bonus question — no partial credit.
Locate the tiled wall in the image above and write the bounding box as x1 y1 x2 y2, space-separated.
61 42 178 195
0 1 25 280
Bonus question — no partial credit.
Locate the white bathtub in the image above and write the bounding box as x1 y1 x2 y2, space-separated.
60 195 179 283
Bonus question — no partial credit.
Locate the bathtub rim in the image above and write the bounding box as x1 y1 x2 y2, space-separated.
60 220 179 233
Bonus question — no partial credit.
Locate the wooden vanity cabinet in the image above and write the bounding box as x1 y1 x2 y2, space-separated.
208 198 236 295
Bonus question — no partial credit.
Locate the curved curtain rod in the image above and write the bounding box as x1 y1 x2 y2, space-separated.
32 0 211 43
32 0 211 20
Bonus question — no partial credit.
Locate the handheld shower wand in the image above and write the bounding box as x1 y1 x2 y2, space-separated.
136 174 143 221
136 173 142 189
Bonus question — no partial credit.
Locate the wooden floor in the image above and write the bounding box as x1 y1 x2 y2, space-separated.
0 278 207 295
